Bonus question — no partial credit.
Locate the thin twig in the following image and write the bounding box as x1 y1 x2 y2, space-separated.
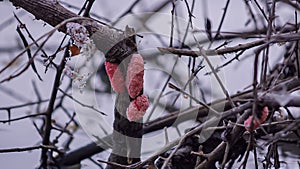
83 0 95 17
14 12 48 58
168 82 220 115
221 142 230 169
158 32 300 58
243 0 258 29
0 98 61 110
16 25 43 81
295 11 300 78
52 112 76 145
0 113 47 123
253 0 268 22
40 42 70 168
200 49 236 108
213 0 231 40
0 17 91 83
58 88 106 115
169 0 175 47
158 39 265 57
0 145 59 153
111 0 141 25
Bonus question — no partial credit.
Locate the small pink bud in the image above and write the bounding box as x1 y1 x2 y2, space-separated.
126 54 144 99
126 94 149 122
105 62 125 93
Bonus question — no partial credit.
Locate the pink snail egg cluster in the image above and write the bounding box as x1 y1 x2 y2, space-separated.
126 54 144 98
244 106 269 131
126 94 149 122
104 53 149 121
104 62 125 93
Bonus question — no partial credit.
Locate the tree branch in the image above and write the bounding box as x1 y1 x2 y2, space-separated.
40 43 69 168
9 0 127 54
158 32 300 57
0 145 59 153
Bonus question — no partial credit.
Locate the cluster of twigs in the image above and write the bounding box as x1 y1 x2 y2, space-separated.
0 0 300 169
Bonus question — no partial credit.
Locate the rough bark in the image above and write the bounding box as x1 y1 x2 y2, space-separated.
9 0 126 53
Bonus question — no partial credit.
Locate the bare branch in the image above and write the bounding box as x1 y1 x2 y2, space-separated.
58 88 107 116
0 145 59 153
